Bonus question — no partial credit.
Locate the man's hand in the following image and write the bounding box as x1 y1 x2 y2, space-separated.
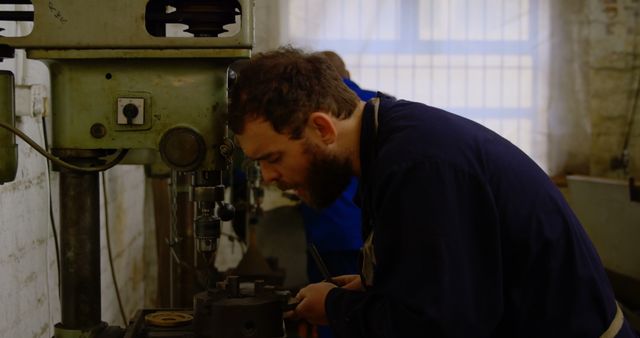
285 282 336 325
284 276 364 324
332 274 363 291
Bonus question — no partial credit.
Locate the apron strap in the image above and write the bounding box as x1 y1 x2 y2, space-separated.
600 302 624 338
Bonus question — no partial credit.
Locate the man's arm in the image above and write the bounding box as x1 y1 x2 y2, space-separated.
287 274 363 325
324 160 504 338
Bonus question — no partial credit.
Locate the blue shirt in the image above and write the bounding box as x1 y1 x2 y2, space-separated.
300 177 362 252
344 78 376 101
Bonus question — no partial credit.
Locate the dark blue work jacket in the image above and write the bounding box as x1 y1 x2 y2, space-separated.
325 96 638 338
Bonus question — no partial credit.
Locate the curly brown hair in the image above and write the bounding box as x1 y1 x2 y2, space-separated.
228 47 360 139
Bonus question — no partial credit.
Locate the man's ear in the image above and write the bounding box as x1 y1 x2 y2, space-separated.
308 112 337 145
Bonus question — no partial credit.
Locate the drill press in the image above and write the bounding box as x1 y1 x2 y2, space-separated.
0 1 292 337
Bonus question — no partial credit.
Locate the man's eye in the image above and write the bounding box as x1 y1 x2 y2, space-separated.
266 156 281 164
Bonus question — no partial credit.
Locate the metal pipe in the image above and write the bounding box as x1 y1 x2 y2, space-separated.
175 171 195 307
59 168 101 329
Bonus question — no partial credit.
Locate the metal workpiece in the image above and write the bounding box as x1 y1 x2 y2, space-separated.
123 278 291 338
59 163 101 333
0 71 16 184
193 277 289 338
0 0 253 49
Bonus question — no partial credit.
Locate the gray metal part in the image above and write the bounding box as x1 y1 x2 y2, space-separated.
59 168 101 331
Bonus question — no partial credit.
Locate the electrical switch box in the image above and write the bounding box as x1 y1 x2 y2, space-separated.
117 97 145 125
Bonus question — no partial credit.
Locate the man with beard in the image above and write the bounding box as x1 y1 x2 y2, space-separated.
228 47 637 338
296 50 380 338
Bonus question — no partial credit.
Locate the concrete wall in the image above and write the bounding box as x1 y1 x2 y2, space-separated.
100 166 147 327
550 0 640 178
587 0 640 179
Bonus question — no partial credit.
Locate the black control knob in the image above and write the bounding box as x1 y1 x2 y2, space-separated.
123 103 139 124
217 202 235 222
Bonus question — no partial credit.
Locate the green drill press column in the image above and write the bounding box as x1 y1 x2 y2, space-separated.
0 71 17 184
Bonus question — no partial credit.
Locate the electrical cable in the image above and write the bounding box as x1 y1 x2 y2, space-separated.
169 171 178 307
40 116 61 302
0 121 129 172
38 115 60 338
622 79 639 175
621 72 639 174
102 171 128 327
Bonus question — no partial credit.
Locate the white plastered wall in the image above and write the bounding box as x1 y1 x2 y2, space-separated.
0 21 149 338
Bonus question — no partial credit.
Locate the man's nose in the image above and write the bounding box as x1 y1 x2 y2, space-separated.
259 162 280 183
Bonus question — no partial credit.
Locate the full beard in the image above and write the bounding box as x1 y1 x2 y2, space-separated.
301 140 353 209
